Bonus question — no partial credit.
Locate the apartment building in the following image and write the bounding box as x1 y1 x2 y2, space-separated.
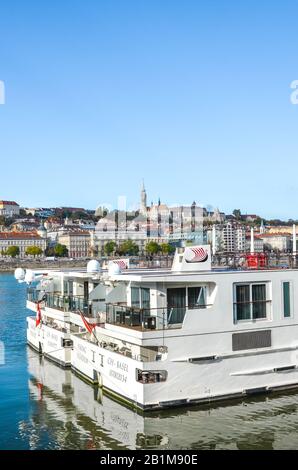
58 231 91 258
0 231 46 257
0 201 20 217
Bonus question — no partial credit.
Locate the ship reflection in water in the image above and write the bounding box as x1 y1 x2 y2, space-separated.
18 348 298 450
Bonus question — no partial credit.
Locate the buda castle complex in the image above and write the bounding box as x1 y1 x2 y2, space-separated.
0 185 296 259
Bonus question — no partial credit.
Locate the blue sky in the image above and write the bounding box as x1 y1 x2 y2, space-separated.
0 0 298 219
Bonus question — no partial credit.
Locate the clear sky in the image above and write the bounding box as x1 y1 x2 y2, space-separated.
0 0 298 219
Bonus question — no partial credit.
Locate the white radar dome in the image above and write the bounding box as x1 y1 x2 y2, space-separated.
14 268 26 281
87 260 101 274
25 269 35 284
108 263 122 276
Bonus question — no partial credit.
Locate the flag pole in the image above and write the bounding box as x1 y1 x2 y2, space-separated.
79 310 100 346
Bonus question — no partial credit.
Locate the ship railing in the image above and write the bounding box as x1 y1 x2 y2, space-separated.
35 293 94 318
105 303 210 331
27 290 105 322
77 331 164 362
27 288 40 303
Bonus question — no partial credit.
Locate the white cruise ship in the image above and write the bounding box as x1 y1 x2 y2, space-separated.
17 245 298 411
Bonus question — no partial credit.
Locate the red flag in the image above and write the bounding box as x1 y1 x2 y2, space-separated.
37 382 43 401
36 302 42 327
80 311 96 334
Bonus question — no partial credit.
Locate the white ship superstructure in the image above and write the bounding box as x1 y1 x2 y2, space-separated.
18 245 298 410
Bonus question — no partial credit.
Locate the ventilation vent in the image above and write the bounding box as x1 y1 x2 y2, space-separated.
232 330 271 352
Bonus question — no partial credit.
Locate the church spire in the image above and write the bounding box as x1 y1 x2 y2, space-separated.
140 180 147 215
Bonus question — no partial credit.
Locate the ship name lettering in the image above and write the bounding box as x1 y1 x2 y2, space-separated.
107 357 115 366
77 351 88 364
109 370 127 383
78 343 86 354
116 361 128 372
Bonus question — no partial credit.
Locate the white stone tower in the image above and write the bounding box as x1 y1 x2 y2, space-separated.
140 180 147 215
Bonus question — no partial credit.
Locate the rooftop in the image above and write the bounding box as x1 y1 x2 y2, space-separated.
0 231 42 240
0 201 19 206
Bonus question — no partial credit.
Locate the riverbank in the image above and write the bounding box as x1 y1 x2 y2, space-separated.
0 256 174 272
0 259 88 272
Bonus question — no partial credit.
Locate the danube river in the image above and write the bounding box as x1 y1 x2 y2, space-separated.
1 273 298 450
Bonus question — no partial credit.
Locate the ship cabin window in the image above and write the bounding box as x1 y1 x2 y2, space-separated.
188 286 206 309
167 288 186 324
234 283 269 322
131 287 150 310
282 281 292 318
136 369 167 384
99 354 104 367
61 338 73 348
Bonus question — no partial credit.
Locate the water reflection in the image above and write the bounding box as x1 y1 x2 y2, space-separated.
22 348 298 450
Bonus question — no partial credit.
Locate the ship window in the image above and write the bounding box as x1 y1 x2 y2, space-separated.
131 287 140 307
99 354 104 367
167 288 186 324
131 287 150 309
283 282 291 318
61 338 73 348
252 284 267 319
234 283 268 322
188 287 206 309
136 369 167 384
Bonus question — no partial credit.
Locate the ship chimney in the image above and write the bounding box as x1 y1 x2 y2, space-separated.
250 227 254 254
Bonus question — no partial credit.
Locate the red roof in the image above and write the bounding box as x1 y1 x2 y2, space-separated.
0 231 41 240
0 201 19 206
259 233 291 238
59 231 90 236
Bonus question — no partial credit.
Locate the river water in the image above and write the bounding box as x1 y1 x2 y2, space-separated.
1 273 298 450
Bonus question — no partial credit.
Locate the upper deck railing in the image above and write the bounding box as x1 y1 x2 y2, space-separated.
212 252 298 270
27 290 93 317
105 302 209 331
27 283 212 331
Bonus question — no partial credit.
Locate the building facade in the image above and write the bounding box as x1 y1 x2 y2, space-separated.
220 223 246 253
245 235 264 253
58 231 91 258
0 231 46 257
0 201 20 217
259 233 292 252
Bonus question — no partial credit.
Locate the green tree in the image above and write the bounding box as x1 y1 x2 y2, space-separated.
0 216 14 227
19 208 27 217
160 243 175 255
45 246 55 257
104 241 116 257
25 246 43 257
6 246 20 258
145 241 161 256
70 211 89 220
233 209 242 220
117 240 139 256
54 244 69 257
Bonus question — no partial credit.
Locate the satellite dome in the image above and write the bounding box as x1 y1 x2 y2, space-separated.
25 269 35 284
87 260 101 274
108 263 122 276
14 268 25 281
